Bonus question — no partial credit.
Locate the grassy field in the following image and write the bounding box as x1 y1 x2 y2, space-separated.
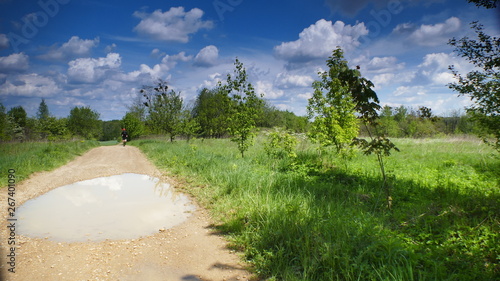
133 136 499 281
0 140 99 187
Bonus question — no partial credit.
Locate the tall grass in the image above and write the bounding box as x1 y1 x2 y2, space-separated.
0 140 99 187
134 136 499 280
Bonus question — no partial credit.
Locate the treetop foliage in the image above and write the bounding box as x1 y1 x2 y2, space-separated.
449 21 500 151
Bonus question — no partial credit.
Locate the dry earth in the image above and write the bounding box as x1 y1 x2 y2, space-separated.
0 145 254 281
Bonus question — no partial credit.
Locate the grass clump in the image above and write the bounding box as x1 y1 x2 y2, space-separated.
134 137 499 280
0 140 99 187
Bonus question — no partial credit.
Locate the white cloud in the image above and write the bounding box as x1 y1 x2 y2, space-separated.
419 52 454 70
39 36 99 61
371 73 395 86
274 19 368 64
67 53 121 84
404 17 461 47
393 85 427 97
255 80 284 99
105 43 117 53
198 72 223 90
115 52 190 83
133 7 213 43
0 34 9 50
417 52 461 85
274 72 314 88
365 56 405 73
0 74 60 97
298 91 312 100
162 51 192 65
0 53 29 72
194 45 219 67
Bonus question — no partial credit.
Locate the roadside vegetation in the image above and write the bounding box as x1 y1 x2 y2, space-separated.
0 140 99 187
133 136 499 280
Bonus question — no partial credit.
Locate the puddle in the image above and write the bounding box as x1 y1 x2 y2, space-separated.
16 173 195 242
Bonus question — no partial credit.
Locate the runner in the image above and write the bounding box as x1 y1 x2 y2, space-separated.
121 128 128 146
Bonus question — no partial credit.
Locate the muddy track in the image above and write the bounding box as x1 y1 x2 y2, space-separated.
0 145 252 281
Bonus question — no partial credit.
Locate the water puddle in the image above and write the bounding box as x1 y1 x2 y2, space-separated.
16 173 195 242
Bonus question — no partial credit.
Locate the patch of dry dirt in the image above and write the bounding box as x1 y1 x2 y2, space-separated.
0 145 253 281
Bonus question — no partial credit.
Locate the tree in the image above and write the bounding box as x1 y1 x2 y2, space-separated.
101 120 122 141
35 99 52 139
179 109 200 142
37 99 50 121
7 106 27 128
449 21 500 151
67 106 102 139
0 103 8 141
192 87 231 138
310 47 398 208
142 80 184 142
221 58 264 157
467 0 497 8
121 112 145 140
44 117 70 140
7 106 27 141
307 48 359 154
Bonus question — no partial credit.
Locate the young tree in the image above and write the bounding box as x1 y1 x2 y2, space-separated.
67 106 102 139
37 99 50 121
307 48 359 155
310 47 399 208
179 109 200 142
222 58 264 157
7 106 27 141
142 80 184 142
35 99 52 139
448 21 500 151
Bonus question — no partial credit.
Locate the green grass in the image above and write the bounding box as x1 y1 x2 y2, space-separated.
0 140 99 187
133 136 499 281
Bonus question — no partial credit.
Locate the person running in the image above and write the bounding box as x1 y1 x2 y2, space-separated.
121 128 128 146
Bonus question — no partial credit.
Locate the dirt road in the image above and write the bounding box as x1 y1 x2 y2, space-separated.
0 145 253 281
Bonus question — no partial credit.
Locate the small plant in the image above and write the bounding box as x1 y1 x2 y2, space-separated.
264 128 298 160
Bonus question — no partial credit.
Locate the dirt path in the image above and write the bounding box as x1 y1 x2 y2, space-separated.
0 145 253 281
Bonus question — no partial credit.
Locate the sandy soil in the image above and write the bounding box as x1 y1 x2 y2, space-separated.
0 145 254 281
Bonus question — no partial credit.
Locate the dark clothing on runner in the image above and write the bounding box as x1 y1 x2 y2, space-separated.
121 130 128 140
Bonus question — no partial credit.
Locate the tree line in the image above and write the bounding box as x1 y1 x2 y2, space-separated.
0 100 102 142
1 8 497 154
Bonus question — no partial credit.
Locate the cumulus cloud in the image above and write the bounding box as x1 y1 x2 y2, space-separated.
417 52 458 85
394 17 461 47
0 53 29 72
274 19 368 65
67 53 121 84
393 85 427 97
0 74 60 97
118 52 191 82
198 72 223 90
255 81 284 99
274 72 314 89
194 45 219 67
39 36 100 61
365 56 405 73
133 7 213 43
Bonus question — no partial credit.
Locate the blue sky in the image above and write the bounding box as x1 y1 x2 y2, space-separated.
0 0 499 120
